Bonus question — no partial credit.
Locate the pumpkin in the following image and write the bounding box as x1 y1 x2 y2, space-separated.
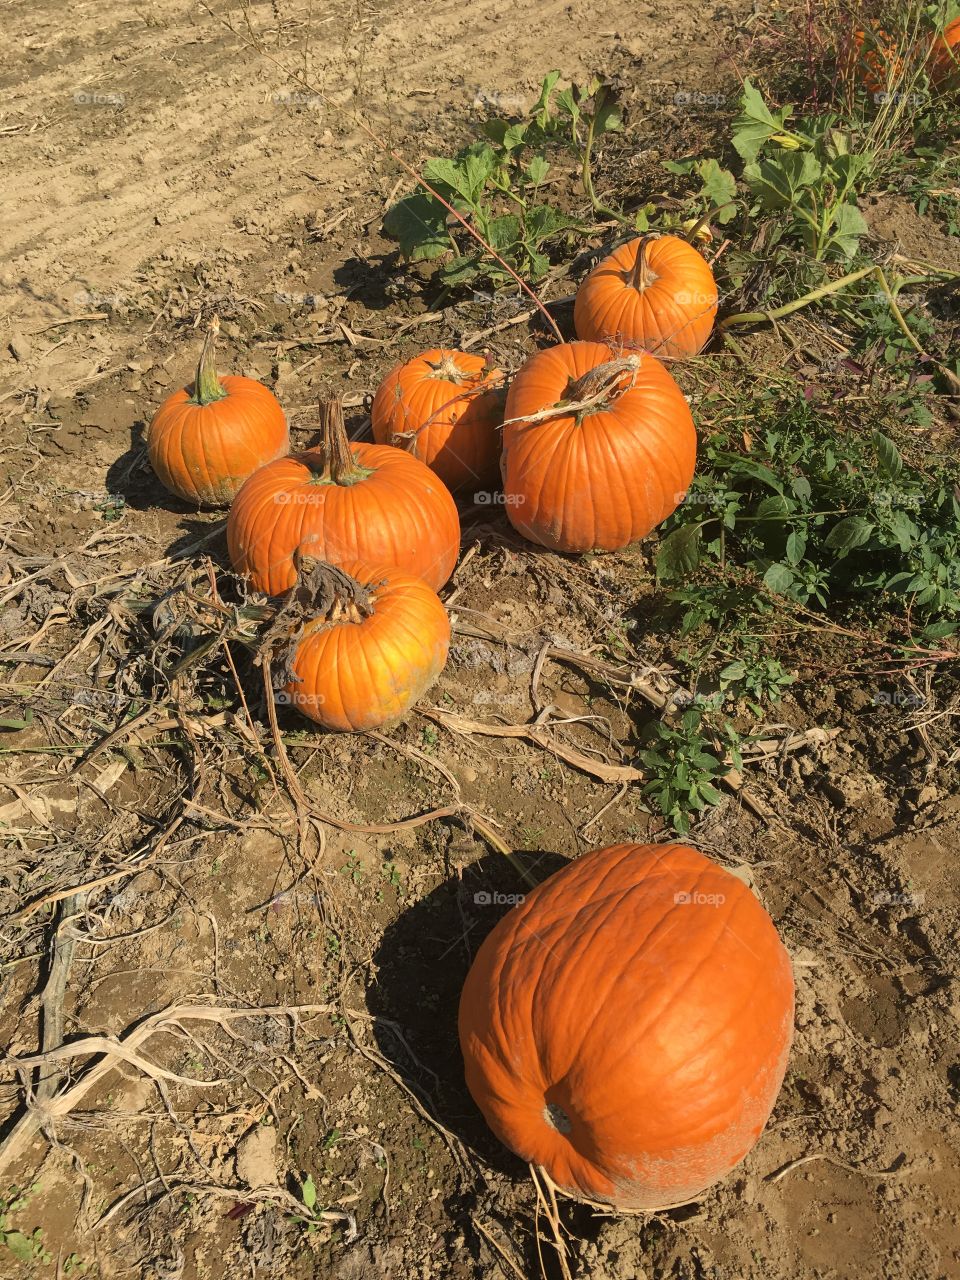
227 398 461 596
573 235 717 360
278 557 450 732
372 349 505 494
930 16 960 88
147 316 289 506
500 341 696 552
846 25 903 95
459 842 795 1211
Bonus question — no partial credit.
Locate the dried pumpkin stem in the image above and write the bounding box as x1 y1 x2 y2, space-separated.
292 555 377 624
625 235 660 291
427 353 470 385
318 398 372 484
193 314 228 406
498 355 642 431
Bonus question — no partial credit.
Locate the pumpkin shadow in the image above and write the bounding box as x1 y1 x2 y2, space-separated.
367 847 568 1179
332 252 410 314
105 418 187 515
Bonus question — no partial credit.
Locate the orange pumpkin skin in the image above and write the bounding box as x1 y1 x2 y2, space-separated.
372 349 505 494
282 561 450 732
846 25 906 95
930 17 960 87
227 441 460 597
500 341 696 553
459 843 795 1211
148 320 288 506
574 235 717 360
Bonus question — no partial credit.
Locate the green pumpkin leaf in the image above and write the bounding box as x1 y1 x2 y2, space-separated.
695 158 738 222
382 194 449 261
827 201 869 258
525 155 549 186
4 1232 36 1263
656 523 702 581
731 79 794 162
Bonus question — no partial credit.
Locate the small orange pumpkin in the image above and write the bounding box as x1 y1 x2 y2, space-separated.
574 235 718 360
845 25 903 95
279 558 450 732
371 349 505 494
147 316 288 506
930 16 960 88
227 399 461 597
459 842 795 1210
500 341 696 553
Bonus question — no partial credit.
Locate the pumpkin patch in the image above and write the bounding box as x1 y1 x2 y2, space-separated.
7 16 957 1276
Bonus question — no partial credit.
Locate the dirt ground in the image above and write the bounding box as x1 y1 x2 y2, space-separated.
2 1 960 1278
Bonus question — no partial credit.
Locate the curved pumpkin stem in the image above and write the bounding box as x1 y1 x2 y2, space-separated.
292 553 378 624
193 314 228 406
318 398 372 485
624 235 661 292
565 353 642 407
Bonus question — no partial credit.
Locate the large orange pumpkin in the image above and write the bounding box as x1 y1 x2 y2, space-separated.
227 399 460 596
147 316 289 506
371 349 505 494
574 235 718 360
930 16 960 87
279 558 450 732
459 842 795 1210
500 341 696 553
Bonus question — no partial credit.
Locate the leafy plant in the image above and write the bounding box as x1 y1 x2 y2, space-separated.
383 71 624 287
657 386 960 632
290 1173 323 1233
638 703 744 833
0 1185 52 1266
667 80 873 258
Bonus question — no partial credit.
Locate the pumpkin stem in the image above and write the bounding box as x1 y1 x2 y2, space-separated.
565 354 642 409
193 314 228 406
426 352 470 385
319 398 371 485
292 553 378 624
625 235 660 292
